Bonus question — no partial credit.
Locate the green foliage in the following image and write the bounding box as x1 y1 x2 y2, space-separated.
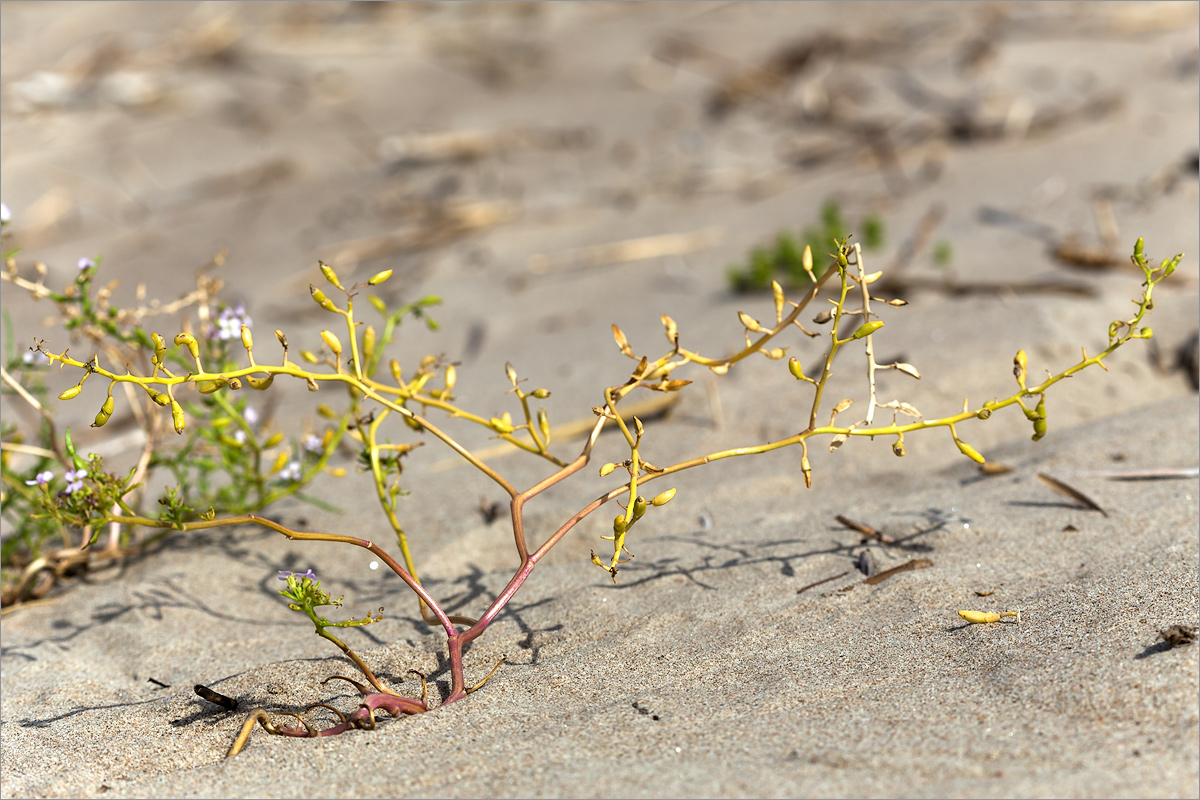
727 200 886 292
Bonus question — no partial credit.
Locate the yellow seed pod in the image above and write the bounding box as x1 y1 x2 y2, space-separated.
362 325 377 366
247 374 274 390
390 360 403 385
955 438 986 464
240 325 254 354
227 378 243 391
309 285 338 313
150 390 171 406
531 388 550 399
263 432 284 448
270 451 290 475
772 281 785 322
92 395 115 428
1032 416 1047 442
788 357 805 380
537 407 550 441
300 350 319 364
368 269 393 286
198 379 227 394
662 314 678 343
738 311 764 333
489 417 514 434
632 495 648 520
319 261 344 290
151 332 167 356
892 438 905 457
762 347 786 360
174 332 200 360
650 488 676 507
850 320 885 340
275 329 288 349
801 453 812 488
612 515 627 535
321 330 343 357
1013 349 1027 387
170 399 186 434
58 384 84 401
802 245 815 280
317 403 337 419
599 462 617 477
958 610 1001 624
444 364 457 392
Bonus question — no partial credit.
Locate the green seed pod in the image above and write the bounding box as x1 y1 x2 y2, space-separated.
58 384 84 401
788 357 805 380
362 325 377 366
170 400 186 434
1032 416 1047 441
263 432 284 448
850 320 885 340
612 515 627 535
531 388 551 399
319 261 344 290
151 332 167 361
92 395 115 428
632 495 648 522
300 350 319 364
198 378 227 394
650 488 676 506
1133 237 1145 262
310 285 338 313
150 390 171 406
892 439 905 457
174 332 200 360
367 269 393 286
976 408 992 420
1139 327 1153 339
227 378 242 391
599 462 617 477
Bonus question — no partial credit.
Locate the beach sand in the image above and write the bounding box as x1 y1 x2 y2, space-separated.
2 3 1197 797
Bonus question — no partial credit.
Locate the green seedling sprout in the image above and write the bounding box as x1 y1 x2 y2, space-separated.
1 213 1181 757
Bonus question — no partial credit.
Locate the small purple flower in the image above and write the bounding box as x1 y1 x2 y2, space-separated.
22 350 50 366
212 303 252 341
1 203 10 224
25 470 53 487
302 434 323 454
243 406 259 427
278 460 302 483
77 257 95 271
277 569 317 582
64 468 88 493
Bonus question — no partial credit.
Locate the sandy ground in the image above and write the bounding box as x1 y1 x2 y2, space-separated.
1 2 1198 798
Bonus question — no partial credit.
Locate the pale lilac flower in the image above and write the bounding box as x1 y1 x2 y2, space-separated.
1 203 10 223
232 429 247 445
25 470 53 487
278 460 302 482
77 257 95 270
277 569 317 581
301 434 323 454
64 468 88 493
212 303 252 341
243 406 259 427
22 350 50 366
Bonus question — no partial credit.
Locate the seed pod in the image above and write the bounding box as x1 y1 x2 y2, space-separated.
319 261 344 290
813 309 833 325
170 399 186 434
227 378 242 391
321 330 342 358
59 384 84 401
893 362 921 380
367 269 393 286
955 438 985 464
1013 349 1027 387
489 417 514 434
362 325 377 366
802 245 815 280
850 320 884 340
390 360 403 385
801 453 812 488
263 432 283 448
174 332 200 360
151 333 167 364
772 281 785 323
650 488 676 507
504 362 518 387
198 379 227 394
958 610 1001 624
275 329 288 349
531 388 550 399
788 357 806 380
612 515 627 535
1032 417 1047 441
738 311 764 333
270 451 290 475
1139 327 1153 339
892 438 905 457
762 347 785 360
976 408 992 420
247 374 274 390
310 285 338 312
599 462 617 477
631 495 648 522
240 325 253 353
662 314 678 344
300 350 319 364
444 364 457 392
612 325 633 357
92 395 115 428
150 390 171 406
537 407 550 441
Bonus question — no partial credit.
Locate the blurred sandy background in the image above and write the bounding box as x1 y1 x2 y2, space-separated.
1 3 1198 798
